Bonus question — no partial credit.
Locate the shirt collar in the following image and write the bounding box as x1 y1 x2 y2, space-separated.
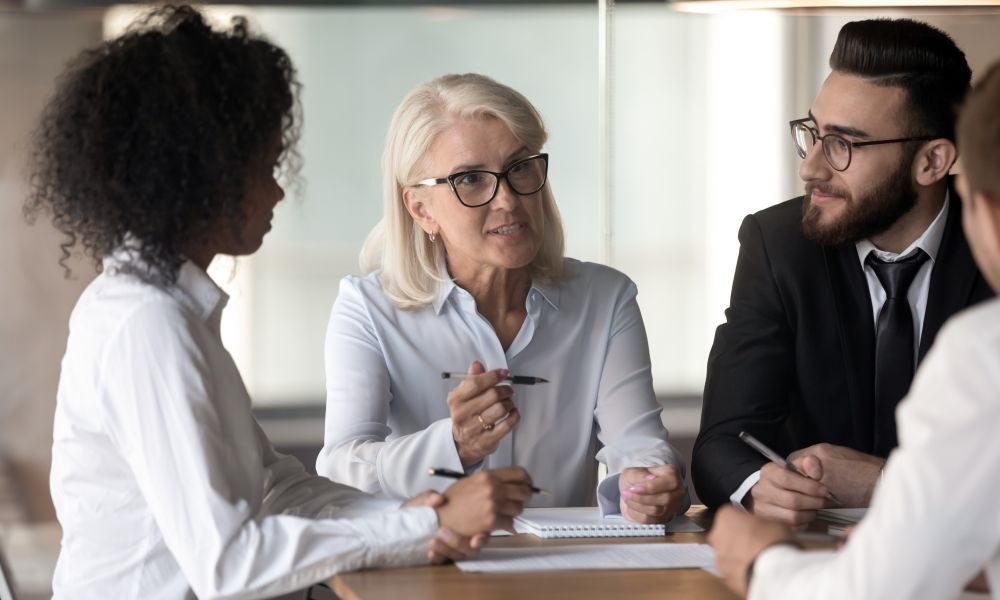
429 264 560 315
102 240 228 324
855 192 950 266
174 260 229 324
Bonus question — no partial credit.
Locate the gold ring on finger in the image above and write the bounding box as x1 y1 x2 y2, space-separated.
477 414 494 431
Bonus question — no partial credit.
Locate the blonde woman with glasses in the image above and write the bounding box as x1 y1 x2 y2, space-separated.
318 73 689 524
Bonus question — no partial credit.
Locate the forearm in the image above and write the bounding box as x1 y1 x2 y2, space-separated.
183 507 438 600
318 419 465 499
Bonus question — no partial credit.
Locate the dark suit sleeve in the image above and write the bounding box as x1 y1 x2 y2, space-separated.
692 213 796 509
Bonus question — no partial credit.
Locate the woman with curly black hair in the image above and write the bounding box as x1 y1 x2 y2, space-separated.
28 6 532 599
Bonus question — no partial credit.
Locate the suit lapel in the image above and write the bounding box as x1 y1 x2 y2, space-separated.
919 194 979 361
826 244 877 453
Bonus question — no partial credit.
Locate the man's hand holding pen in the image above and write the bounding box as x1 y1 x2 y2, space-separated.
447 361 521 467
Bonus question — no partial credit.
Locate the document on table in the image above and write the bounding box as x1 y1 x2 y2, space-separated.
818 507 867 536
455 543 715 573
817 508 867 524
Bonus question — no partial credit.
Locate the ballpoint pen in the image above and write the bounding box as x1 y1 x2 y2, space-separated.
427 467 550 496
738 431 843 506
441 372 549 385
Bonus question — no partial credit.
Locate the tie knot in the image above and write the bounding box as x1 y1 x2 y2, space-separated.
866 248 929 299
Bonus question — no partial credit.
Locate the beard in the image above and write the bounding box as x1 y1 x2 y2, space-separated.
801 159 918 246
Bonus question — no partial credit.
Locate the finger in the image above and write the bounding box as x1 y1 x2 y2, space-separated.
493 515 514 532
624 498 667 517
402 490 446 508
622 490 679 507
800 455 824 480
452 385 515 421
618 466 650 487
436 527 475 556
493 465 534 486
451 365 509 403
427 536 464 562
647 464 681 479
622 505 663 524
752 501 817 526
621 471 681 495
501 480 533 503
470 532 490 549
498 499 527 517
755 482 828 512
761 462 830 497
480 399 517 424
478 408 520 442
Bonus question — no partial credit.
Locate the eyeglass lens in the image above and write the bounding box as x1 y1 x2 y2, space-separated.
791 122 851 171
452 156 547 207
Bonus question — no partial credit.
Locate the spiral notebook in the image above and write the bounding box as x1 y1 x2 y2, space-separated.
513 507 703 539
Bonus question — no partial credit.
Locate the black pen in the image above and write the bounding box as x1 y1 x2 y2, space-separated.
428 467 550 496
738 431 843 506
441 372 549 385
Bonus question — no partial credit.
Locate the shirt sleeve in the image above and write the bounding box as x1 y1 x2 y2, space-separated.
749 309 1000 600
318 277 465 498
592 278 690 517
728 470 761 509
98 300 438 600
256 422 404 519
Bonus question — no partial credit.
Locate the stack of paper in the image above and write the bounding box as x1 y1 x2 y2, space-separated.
818 507 866 536
456 543 715 573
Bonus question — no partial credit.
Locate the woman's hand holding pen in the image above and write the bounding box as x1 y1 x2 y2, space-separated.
448 361 520 467
618 465 685 524
402 491 490 563
436 467 534 536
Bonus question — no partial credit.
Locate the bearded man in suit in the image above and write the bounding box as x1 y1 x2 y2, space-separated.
692 18 993 523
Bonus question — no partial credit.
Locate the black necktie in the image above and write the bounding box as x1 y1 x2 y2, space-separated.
866 249 929 456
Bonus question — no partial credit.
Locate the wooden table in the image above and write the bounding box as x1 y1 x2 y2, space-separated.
330 506 740 600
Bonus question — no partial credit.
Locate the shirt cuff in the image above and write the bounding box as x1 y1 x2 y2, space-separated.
596 472 622 516
730 470 761 510
747 544 803 600
346 505 440 569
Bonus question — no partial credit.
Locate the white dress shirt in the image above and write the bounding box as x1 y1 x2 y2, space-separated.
50 255 438 600
318 258 688 514
749 296 1000 599
730 196 950 507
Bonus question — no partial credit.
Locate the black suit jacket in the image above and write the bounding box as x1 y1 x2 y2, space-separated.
692 192 994 509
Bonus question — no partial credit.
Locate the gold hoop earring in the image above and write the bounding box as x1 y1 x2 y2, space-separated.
428 232 437 243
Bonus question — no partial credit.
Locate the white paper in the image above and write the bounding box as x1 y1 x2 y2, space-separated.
817 508 867 524
455 542 715 573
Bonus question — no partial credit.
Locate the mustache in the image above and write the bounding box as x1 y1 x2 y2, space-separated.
805 182 849 199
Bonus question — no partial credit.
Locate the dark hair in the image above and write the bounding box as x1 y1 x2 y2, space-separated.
829 18 970 142
958 61 1000 200
25 4 301 285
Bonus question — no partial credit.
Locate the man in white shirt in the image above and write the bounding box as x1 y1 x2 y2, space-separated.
693 18 993 522
707 56 1000 600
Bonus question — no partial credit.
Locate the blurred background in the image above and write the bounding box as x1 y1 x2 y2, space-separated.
3 1 1000 596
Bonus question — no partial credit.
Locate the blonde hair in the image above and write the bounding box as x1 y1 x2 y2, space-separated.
360 73 565 309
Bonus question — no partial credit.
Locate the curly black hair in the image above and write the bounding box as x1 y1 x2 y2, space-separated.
25 4 301 285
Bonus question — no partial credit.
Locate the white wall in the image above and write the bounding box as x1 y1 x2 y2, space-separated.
0 12 102 520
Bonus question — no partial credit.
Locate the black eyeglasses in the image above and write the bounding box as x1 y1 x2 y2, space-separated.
415 153 549 208
790 118 938 172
